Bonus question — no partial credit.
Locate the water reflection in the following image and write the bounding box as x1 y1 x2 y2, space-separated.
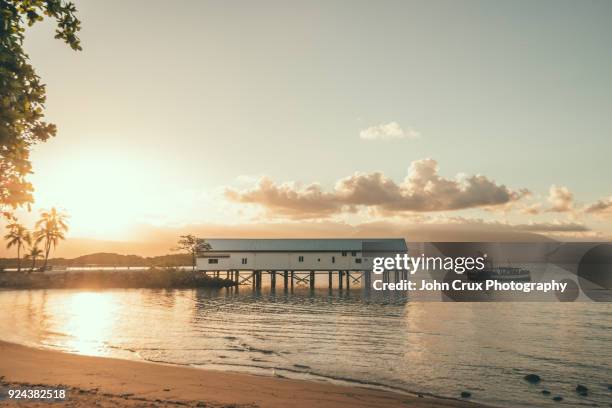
50 292 119 355
0 288 610 408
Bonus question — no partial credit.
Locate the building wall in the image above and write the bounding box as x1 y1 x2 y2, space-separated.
196 251 369 271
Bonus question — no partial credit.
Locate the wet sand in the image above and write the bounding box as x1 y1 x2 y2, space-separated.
0 341 492 407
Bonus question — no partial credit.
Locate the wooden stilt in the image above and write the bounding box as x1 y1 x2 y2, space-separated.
309 271 315 290
235 270 240 285
328 271 332 289
283 271 288 289
338 271 344 290
346 271 350 290
271 271 276 289
290 271 294 289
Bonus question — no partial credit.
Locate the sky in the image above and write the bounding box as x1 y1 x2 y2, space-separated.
5 0 612 256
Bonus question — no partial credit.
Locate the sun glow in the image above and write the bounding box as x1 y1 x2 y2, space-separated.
30 151 175 240
24 145 242 243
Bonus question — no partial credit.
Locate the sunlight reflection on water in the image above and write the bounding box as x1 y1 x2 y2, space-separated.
52 292 118 356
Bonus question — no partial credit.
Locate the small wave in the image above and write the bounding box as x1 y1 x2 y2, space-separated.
239 342 277 355
293 364 310 370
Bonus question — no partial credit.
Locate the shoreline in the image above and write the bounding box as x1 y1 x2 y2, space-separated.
0 340 493 408
0 269 235 290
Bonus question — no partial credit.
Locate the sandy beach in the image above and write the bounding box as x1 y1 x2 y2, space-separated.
0 341 492 408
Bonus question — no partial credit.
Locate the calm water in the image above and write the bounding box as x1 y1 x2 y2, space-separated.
0 287 610 408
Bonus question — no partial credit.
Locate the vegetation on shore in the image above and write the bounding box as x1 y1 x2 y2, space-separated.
0 221 231 289
3 208 68 272
0 230 231 289
0 252 194 269
172 234 211 271
0 267 235 289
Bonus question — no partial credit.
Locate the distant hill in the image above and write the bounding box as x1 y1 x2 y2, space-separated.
0 252 192 268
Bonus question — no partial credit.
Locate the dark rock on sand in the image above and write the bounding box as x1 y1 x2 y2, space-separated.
460 391 471 398
607 384 612 391
576 384 589 397
552 396 563 402
542 390 551 395
524 374 541 384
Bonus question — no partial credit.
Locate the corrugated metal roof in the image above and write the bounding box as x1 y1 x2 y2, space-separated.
198 238 407 252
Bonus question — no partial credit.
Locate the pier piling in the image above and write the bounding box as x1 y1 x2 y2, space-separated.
309 271 315 290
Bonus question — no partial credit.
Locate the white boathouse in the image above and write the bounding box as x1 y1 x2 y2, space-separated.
196 238 406 271
195 238 407 289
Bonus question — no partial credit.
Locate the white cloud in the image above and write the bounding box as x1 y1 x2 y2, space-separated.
585 195 612 216
359 121 419 141
546 185 574 212
225 158 529 219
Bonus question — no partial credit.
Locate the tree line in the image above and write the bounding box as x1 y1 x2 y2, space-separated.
3 207 68 272
1 1 80 272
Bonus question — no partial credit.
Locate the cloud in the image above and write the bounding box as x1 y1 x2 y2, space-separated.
521 203 541 215
339 159 530 213
224 177 343 219
426 216 589 233
584 196 612 215
225 158 529 219
359 121 419 141
511 221 589 232
546 185 574 212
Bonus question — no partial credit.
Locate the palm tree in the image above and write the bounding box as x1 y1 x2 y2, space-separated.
34 208 69 271
25 246 43 272
4 223 31 272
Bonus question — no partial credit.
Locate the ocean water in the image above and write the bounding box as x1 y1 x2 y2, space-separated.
0 287 610 407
